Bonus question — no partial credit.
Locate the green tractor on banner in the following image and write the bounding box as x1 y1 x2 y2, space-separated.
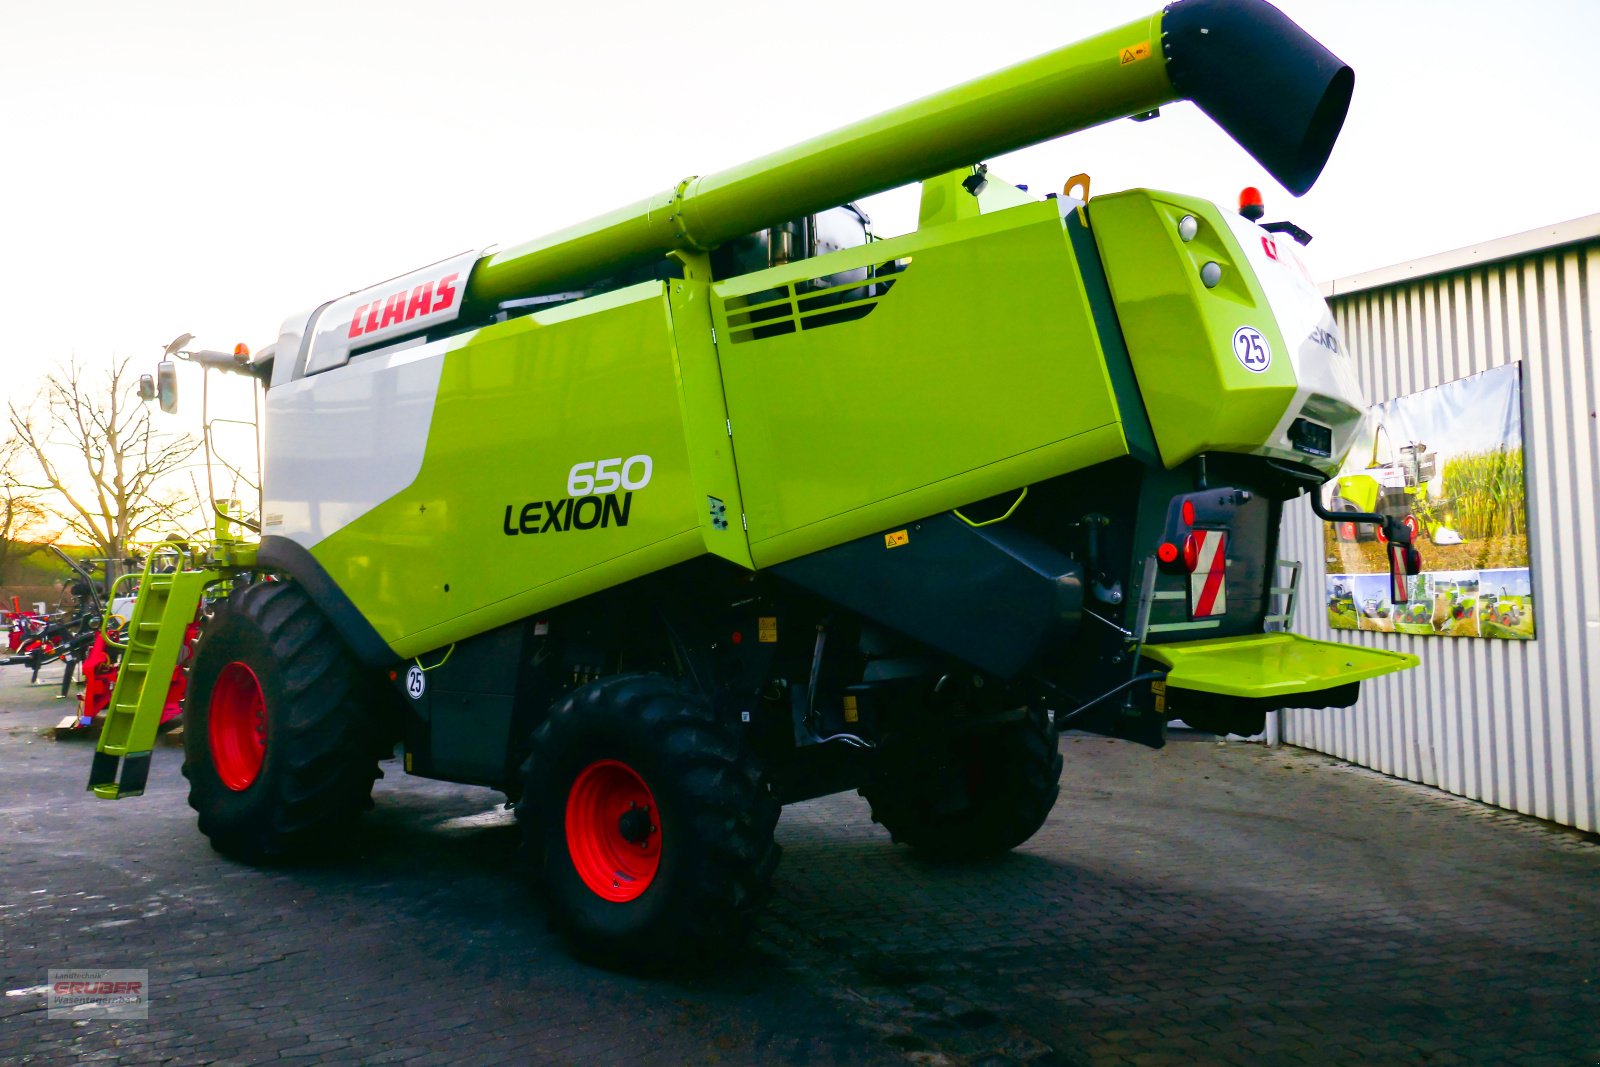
1331 423 1466 547
92 0 1419 967
1479 585 1526 629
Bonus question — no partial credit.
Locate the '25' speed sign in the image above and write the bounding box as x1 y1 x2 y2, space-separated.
1232 325 1272 373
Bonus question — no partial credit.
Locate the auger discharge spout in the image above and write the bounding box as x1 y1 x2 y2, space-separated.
467 0 1351 304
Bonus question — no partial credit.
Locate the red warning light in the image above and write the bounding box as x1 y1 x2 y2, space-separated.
233 343 251 358
1158 542 1179 564
1239 186 1265 222
1181 500 1196 527
1183 533 1201 573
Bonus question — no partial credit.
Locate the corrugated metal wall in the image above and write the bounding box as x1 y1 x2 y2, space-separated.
1279 234 1600 833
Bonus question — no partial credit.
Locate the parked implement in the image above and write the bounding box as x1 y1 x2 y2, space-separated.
98 0 1418 966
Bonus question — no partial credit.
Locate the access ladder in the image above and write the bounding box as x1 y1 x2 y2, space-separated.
87 563 221 798
87 508 261 799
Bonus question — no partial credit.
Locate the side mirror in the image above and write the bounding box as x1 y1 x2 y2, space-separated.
156 360 179 414
137 374 156 403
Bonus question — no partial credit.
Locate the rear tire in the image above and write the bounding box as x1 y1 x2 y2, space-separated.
862 704 1062 860
182 581 381 860
518 674 780 970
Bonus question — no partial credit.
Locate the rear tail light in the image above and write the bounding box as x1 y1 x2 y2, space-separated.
1158 488 1250 575
1182 533 1201 573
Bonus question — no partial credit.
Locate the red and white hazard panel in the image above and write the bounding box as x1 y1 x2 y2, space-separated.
1189 530 1228 618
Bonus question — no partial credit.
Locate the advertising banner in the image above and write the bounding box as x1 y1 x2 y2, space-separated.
1322 362 1533 640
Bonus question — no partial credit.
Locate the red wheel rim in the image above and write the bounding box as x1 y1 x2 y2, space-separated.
1339 521 1356 542
209 662 266 791
1403 514 1421 538
565 759 661 902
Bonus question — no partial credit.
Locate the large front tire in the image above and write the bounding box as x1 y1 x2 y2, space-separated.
182 581 381 860
862 704 1062 860
517 674 780 969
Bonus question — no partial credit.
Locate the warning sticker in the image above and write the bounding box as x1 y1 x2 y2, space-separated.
884 529 909 549
758 616 778 643
1119 40 1151 65
1189 530 1229 617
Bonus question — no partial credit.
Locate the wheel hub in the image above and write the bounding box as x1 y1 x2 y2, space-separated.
617 803 655 846
565 759 662 902
208 661 266 792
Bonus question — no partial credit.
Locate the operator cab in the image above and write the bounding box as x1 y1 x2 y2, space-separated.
710 203 873 285
498 202 875 328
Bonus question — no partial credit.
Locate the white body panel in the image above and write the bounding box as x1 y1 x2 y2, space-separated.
262 335 463 549
1223 211 1367 475
270 307 317 390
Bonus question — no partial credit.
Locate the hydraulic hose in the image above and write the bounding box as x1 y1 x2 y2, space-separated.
1055 671 1170 726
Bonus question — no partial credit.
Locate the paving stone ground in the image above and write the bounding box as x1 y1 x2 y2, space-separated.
2 664 1596 1065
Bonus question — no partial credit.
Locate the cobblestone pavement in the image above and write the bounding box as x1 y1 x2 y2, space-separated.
2 665 1596 1066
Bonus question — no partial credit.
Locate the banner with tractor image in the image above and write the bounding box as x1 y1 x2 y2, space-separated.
1322 362 1534 640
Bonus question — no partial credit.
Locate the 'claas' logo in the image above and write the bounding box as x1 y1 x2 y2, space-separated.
347 273 459 339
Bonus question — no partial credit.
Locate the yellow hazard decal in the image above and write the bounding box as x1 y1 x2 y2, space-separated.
1120 40 1151 65
884 529 909 549
1151 678 1166 713
843 695 859 724
758 616 778 643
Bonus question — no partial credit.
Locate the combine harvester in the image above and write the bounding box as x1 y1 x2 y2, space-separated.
1331 424 1467 546
93 0 1419 966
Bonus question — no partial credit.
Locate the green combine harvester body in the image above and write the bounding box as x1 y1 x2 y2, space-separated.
97 0 1420 966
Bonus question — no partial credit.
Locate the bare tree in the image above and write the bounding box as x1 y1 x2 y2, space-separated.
0 436 53 587
8 356 200 579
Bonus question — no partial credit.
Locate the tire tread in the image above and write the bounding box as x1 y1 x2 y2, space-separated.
515 673 779 968
184 581 380 858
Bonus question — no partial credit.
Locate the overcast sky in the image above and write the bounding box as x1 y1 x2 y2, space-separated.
2 0 1595 421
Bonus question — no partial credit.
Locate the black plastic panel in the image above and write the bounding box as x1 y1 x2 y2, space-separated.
774 514 1083 679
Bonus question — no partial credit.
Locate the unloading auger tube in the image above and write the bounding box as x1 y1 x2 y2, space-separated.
464 0 1353 304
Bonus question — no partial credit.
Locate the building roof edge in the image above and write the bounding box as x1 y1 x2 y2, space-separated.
1320 213 1600 298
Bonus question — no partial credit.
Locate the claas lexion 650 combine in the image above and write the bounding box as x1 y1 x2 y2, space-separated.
94 0 1420 966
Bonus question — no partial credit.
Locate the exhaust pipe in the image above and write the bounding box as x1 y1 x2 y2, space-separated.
467 0 1353 303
